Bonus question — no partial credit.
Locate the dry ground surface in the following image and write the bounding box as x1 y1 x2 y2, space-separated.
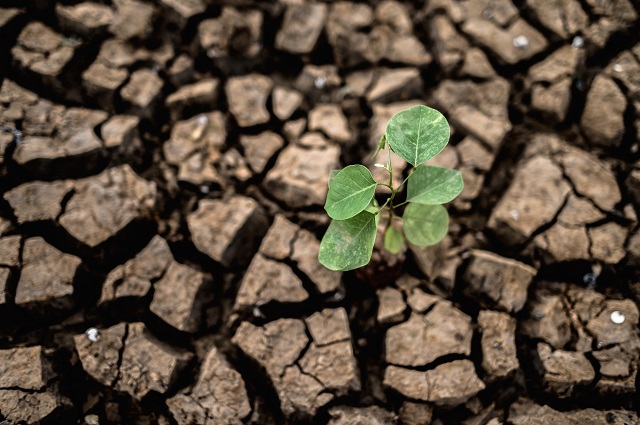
1 0 640 424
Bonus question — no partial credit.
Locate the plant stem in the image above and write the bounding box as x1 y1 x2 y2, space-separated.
387 143 393 190
385 205 394 233
398 167 415 190
376 182 393 190
378 198 391 212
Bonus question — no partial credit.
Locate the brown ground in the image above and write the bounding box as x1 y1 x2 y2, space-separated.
1 0 640 424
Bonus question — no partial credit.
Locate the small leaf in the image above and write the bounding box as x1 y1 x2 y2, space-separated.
406 165 464 205
328 169 340 188
318 211 378 271
402 203 449 246
371 134 387 160
384 226 404 254
365 200 379 215
386 105 450 167
325 165 377 220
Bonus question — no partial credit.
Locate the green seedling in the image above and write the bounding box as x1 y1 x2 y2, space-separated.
319 105 463 271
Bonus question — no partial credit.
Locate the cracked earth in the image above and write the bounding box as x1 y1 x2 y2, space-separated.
1 0 640 424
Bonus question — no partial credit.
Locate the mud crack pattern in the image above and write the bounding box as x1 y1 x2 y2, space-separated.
0 0 640 424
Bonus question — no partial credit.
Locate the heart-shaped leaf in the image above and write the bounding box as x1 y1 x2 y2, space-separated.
325 165 377 220
406 165 464 205
384 225 404 254
402 203 449 246
386 105 450 167
318 211 377 271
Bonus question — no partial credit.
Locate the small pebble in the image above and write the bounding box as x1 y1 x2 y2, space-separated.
199 185 210 194
583 272 597 288
611 311 625 324
85 415 100 425
2 125 22 143
190 116 208 140
512 35 529 49
330 291 345 302
85 327 100 342
314 76 327 89
571 36 584 49
196 114 208 125
613 64 623 73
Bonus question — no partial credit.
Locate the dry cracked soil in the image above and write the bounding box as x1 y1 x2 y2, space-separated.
0 0 640 424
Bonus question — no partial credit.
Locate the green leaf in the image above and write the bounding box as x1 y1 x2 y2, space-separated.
325 165 377 220
406 165 464 205
328 169 340 188
402 203 449 246
365 199 379 215
384 226 404 254
385 105 450 167
371 134 387 160
318 211 378 271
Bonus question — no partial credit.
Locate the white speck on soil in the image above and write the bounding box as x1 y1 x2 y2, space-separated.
510 209 520 221
196 114 208 125
314 76 327 89
571 36 584 49
613 64 623 73
86 327 100 342
583 273 597 288
330 291 345 301
512 35 529 49
611 311 625 324
252 306 265 318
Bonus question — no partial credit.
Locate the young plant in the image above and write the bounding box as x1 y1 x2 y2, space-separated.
318 105 463 271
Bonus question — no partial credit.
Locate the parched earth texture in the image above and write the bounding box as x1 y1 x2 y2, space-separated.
1 0 640 424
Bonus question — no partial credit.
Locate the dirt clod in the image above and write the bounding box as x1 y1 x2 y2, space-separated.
478 310 519 379
187 196 268 267
167 347 251 425
463 250 536 313
1 1 639 423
